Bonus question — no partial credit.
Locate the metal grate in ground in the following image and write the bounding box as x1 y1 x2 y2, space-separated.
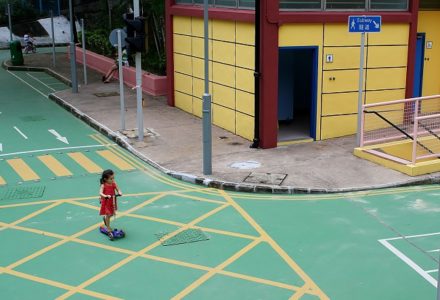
0 185 46 201
155 228 210 246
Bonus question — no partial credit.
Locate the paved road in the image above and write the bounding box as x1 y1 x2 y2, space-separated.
0 50 438 300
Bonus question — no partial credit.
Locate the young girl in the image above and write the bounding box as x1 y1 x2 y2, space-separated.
99 169 122 240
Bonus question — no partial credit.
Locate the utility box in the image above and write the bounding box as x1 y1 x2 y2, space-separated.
10 40 23 66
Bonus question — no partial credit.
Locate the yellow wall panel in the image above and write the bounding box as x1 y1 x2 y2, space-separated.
213 62 235 87
193 77 213 98
236 68 254 93
236 90 254 116
236 44 254 69
236 112 254 140
323 70 363 93
191 17 212 38
279 24 323 47
213 104 235 133
322 92 358 116
192 57 213 80
175 91 192 114
418 11 440 96
174 34 191 55
368 24 409 46
191 37 212 59
174 72 192 95
173 16 191 35
321 115 357 139
236 22 255 45
368 46 408 68
365 89 406 104
324 24 360 46
213 40 235 65
366 68 406 90
323 47 363 70
193 97 202 118
213 84 235 109
174 53 192 75
212 19 235 42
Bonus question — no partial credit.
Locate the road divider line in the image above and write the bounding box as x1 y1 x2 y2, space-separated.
68 152 103 174
7 70 48 98
38 155 72 177
26 72 56 91
6 158 39 181
13 126 28 139
0 144 115 157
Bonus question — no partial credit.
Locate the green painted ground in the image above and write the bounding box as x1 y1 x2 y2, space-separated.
0 49 438 299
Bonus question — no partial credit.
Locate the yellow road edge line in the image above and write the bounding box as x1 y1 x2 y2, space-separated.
170 192 226 205
56 203 229 299
219 190 330 300
96 150 136 171
38 155 72 177
171 238 262 299
7 158 40 181
68 152 103 174
0 176 6 185
11 202 63 226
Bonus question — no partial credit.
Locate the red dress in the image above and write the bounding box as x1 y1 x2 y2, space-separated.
99 182 117 216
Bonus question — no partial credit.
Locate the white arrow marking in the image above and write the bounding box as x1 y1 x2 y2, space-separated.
14 126 28 139
0 143 2 152
48 129 69 144
373 21 380 29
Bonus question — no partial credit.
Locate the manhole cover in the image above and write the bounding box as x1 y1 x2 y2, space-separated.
155 229 210 246
229 161 261 170
243 173 287 185
94 92 119 97
21 115 46 122
0 185 46 201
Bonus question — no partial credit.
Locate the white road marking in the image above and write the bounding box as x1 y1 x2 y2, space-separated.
13 126 28 139
48 129 69 144
383 231 440 241
7 70 47 98
26 72 56 91
0 144 115 157
0 143 2 152
428 249 440 253
426 269 438 274
379 238 437 287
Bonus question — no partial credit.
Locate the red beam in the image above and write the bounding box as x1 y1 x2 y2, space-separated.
278 11 412 24
166 0 175 106
405 0 420 99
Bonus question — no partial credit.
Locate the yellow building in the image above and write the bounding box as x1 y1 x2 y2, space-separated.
165 0 440 148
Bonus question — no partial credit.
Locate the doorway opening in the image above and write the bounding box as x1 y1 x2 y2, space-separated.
413 33 425 97
277 47 318 143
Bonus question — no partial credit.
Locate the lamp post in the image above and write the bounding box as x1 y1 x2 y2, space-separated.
202 0 212 175
68 0 78 93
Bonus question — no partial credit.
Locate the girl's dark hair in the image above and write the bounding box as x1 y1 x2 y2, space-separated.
100 169 114 184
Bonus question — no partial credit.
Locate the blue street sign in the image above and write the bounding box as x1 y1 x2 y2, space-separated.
348 16 381 33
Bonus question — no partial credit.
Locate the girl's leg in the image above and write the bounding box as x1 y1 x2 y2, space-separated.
105 215 112 230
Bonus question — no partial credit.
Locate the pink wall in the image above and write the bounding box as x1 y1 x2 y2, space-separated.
69 46 167 96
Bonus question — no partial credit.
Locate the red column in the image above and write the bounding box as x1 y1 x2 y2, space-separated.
405 0 420 98
165 0 175 106
259 0 279 149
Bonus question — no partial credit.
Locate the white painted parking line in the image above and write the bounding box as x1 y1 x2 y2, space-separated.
13 126 28 139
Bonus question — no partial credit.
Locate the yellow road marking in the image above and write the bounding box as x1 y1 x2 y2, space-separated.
219 190 330 300
68 152 103 173
7 158 39 181
97 150 135 171
171 192 226 205
171 238 262 299
57 204 229 299
0 267 121 300
0 176 5 185
10 202 63 226
38 155 72 177
290 284 311 299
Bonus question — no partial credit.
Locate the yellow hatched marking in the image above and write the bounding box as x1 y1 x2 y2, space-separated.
7 158 39 181
0 176 5 185
96 150 135 171
68 152 103 173
38 155 72 177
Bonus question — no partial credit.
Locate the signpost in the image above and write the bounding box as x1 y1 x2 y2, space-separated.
349 15 382 147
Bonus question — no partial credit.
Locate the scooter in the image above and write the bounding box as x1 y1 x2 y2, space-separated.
99 194 125 240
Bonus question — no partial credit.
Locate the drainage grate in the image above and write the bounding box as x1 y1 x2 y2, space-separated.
21 115 46 122
155 229 210 246
243 172 287 185
94 92 120 97
0 186 46 201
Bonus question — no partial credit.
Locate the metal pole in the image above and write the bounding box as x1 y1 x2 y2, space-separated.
117 29 125 131
356 32 365 147
51 10 56 67
57 0 61 16
202 0 212 175
39 0 43 14
7 4 12 42
134 0 143 141
81 19 87 85
68 0 78 93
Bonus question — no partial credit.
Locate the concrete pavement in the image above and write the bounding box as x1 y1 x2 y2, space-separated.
5 50 440 193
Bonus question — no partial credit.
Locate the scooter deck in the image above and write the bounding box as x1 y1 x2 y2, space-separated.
99 226 126 239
